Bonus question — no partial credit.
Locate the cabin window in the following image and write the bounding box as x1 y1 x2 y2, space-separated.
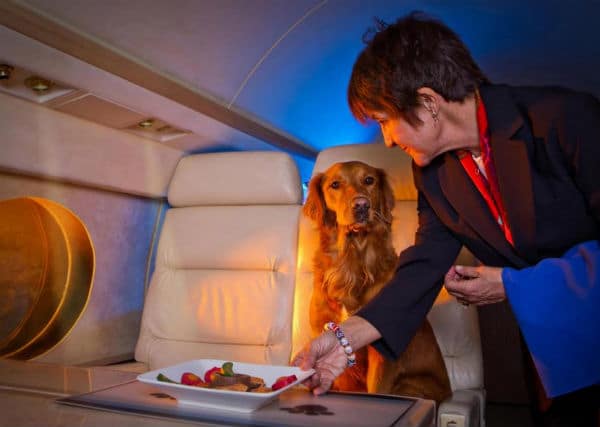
0 197 94 360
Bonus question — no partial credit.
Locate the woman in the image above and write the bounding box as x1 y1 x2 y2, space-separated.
293 11 599 427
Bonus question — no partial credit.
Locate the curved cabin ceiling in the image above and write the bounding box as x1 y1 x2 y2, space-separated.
1 0 600 182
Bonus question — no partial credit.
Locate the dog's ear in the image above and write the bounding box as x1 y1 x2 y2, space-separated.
303 173 326 223
377 168 395 221
303 173 336 226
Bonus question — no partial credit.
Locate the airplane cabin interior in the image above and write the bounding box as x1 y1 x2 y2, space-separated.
1 1 599 427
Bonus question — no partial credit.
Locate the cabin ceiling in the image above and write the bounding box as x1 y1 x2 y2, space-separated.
1 0 600 180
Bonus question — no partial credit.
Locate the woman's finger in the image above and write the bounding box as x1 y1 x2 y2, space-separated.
445 279 468 294
454 265 480 279
311 373 333 395
306 371 321 389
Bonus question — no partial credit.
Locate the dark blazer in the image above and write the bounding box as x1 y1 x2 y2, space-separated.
357 84 600 359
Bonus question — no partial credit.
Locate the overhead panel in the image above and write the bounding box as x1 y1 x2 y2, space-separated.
1 0 318 158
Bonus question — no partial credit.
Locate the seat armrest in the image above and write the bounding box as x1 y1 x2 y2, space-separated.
437 389 485 427
106 361 149 373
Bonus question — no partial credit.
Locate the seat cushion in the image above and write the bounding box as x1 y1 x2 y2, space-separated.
168 151 302 207
135 204 301 370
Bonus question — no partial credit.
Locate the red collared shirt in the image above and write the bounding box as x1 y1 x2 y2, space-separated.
458 92 514 246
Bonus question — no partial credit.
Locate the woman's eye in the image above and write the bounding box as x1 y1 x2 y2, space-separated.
364 176 375 185
330 181 340 189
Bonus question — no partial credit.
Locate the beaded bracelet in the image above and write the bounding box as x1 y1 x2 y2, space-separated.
323 321 356 367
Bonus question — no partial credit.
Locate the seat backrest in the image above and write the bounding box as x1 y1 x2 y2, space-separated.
135 151 303 370
292 143 484 393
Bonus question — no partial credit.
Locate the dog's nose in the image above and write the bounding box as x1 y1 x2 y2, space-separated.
353 197 370 211
352 197 370 222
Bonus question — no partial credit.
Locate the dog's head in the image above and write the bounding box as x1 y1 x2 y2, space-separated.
304 161 395 232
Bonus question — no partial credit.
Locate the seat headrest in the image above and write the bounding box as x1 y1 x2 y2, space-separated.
168 151 302 207
313 143 417 201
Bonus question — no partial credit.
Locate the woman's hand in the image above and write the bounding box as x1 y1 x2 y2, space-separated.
291 316 381 395
445 265 506 305
291 330 346 395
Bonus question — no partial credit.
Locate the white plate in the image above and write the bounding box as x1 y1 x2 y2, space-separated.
137 359 314 413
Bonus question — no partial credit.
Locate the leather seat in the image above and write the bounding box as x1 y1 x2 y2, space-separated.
132 151 303 370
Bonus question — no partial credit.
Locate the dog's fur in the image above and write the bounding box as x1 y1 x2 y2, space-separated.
304 161 451 403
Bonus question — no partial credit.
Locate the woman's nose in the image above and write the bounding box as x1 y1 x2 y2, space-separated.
381 129 394 148
381 132 394 148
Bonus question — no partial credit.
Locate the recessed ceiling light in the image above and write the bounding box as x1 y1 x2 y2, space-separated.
138 118 155 128
24 76 54 93
126 118 190 142
0 64 14 80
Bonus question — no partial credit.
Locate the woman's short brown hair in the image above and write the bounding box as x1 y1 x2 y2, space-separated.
348 11 489 126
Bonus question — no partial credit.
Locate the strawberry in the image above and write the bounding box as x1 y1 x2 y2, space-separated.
271 374 297 391
204 366 222 383
181 372 205 386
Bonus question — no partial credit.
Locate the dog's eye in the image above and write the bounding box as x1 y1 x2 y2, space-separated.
330 181 340 189
364 176 375 185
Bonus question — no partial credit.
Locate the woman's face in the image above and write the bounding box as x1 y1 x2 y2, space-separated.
371 105 443 167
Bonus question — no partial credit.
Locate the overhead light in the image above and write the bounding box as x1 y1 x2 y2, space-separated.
126 118 190 142
0 64 13 80
138 118 155 128
24 76 54 93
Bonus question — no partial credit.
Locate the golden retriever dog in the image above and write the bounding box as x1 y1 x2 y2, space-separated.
304 161 451 403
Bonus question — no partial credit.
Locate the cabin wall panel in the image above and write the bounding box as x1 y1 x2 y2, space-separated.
0 92 183 198
0 172 161 365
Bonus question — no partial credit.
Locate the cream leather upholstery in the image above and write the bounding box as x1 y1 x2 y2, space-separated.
134 151 303 370
293 143 485 427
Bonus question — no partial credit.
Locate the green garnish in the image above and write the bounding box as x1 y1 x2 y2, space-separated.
221 361 235 377
156 373 178 383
